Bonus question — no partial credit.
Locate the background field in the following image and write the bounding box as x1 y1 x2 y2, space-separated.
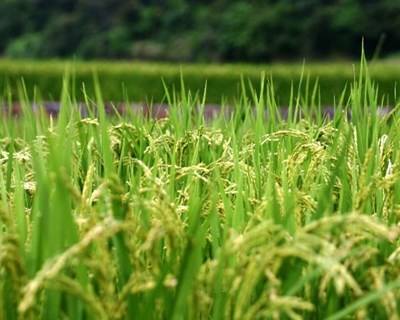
1 59 400 105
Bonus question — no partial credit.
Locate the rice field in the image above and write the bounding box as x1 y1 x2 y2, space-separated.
1 57 400 105
1 58 400 319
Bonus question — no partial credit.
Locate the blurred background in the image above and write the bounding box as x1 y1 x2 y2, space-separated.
1 0 400 62
1 0 400 106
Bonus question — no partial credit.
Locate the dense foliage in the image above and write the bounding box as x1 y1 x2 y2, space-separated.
1 0 400 61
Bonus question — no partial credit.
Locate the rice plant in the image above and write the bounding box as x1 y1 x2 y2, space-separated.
0 56 399 319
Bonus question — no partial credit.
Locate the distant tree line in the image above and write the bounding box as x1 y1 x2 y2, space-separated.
1 0 400 61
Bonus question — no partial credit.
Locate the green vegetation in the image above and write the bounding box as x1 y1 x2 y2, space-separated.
1 58 400 105
1 0 400 61
1 57 400 319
